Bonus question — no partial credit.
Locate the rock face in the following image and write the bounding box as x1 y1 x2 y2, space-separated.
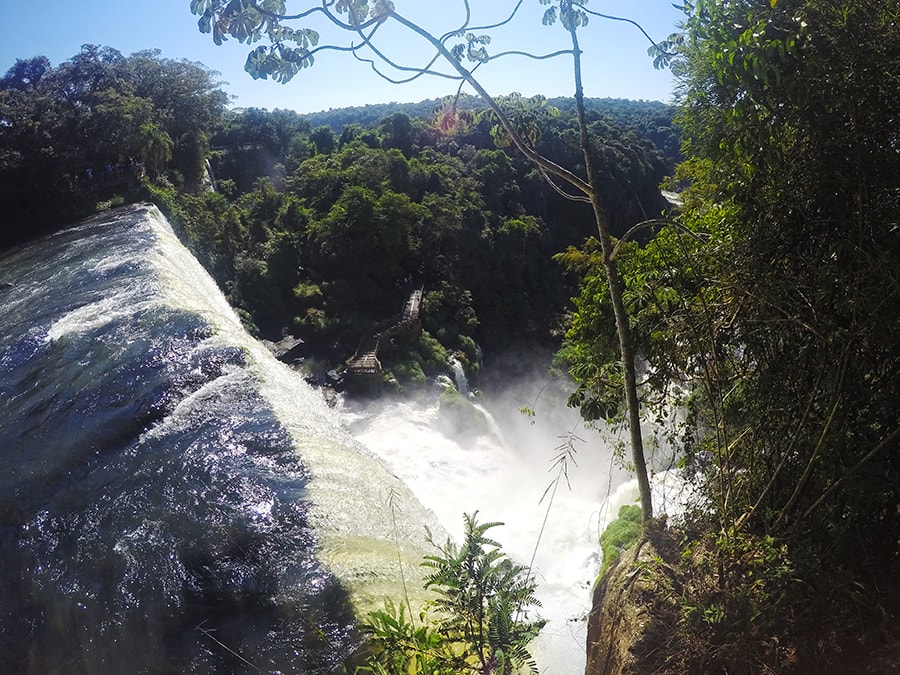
263 334 305 362
585 536 657 675
585 528 900 675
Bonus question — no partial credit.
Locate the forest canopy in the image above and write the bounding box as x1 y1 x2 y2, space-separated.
0 43 678 391
0 46 228 242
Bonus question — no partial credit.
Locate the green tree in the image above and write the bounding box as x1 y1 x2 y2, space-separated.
212 106 313 191
360 514 543 675
0 46 228 247
310 124 337 154
422 514 543 674
126 49 229 175
661 0 900 543
552 3 900 666
0 55 50 92
139 122 174 176
306 183 423 287
379 111 418 157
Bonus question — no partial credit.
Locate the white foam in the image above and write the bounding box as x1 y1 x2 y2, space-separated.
344 395 617 673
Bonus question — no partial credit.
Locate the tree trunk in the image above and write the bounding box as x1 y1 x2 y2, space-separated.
567 19 653 522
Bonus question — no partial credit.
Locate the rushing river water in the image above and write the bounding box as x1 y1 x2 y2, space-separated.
0 205 440 673
345 390 689 673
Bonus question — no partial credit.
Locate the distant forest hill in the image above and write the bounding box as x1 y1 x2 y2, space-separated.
298 94 681 171
300 95 671 130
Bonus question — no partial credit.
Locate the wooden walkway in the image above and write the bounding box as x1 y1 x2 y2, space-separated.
345 289 422 376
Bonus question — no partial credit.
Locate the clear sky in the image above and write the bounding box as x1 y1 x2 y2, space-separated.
0 1 683 113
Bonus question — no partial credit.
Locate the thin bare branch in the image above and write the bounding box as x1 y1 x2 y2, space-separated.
197 622 261 672
353 49 462 84
304 41 369 59
488 48 574 62
573 2 676 55
247 0 387 32
466 0 526 34
537 166 592 203
349 21 462 83
566 16 652 520
436 0 526 44
610 219 706 261
388 8 594 197
440 0 473 42
734 365 829 533
246 0 327 22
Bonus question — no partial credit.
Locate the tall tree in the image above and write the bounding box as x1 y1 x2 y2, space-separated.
631 0 900 550
0 47 229 246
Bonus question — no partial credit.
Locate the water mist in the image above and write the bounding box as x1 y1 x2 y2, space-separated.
342 367 646 674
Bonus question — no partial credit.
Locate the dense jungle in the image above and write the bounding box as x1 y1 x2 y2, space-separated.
0 48 678 392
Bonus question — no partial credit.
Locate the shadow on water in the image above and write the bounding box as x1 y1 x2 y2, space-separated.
0 209 362 673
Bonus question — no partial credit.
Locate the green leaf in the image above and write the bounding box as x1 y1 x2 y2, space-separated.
197 11 212 34
189 0 212 15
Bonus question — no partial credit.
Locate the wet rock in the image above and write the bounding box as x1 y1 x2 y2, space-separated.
263 334 305 362
585 536 656 675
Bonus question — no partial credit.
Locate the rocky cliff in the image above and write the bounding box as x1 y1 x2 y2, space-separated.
585 534 659 675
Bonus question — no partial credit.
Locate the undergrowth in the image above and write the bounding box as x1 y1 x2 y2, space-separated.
618 524 900 674
356 512 545 675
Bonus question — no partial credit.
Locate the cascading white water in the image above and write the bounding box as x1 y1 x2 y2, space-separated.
448 354 471 397
342 379 641 673
342 359 693 673
144 206 446 612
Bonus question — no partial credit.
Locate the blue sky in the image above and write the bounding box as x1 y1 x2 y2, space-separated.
0 1 683 113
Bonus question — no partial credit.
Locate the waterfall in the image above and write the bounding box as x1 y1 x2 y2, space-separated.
0 203 689 674
448 355 470 396
0 204 442 673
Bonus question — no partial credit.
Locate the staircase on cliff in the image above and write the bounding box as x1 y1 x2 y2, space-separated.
345 288 423 377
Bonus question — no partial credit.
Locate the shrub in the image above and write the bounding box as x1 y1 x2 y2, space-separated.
359 513 544 674
598 504 642 580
